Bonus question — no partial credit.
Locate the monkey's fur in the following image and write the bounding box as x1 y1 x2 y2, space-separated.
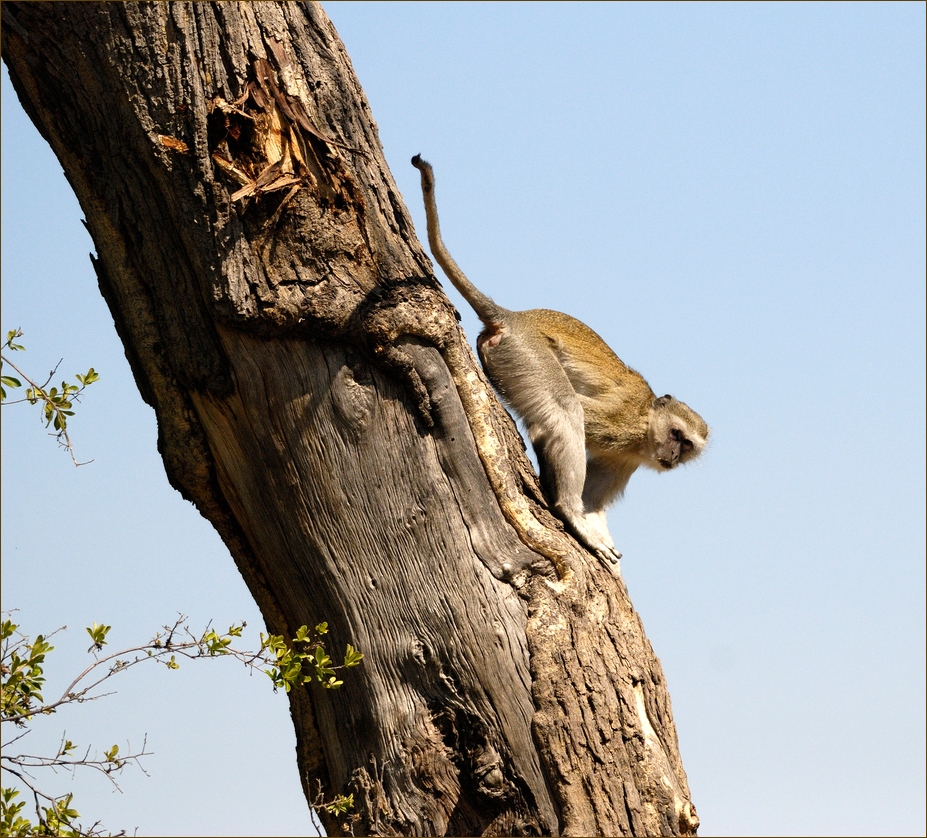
411 156 708 562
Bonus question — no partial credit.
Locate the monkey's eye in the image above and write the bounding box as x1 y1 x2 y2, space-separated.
670 428 683 441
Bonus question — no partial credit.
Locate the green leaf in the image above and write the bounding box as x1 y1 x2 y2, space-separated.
76 368 100 386
322 793 354 815
86 622 111 649
5 328 25 350
344 644 364 667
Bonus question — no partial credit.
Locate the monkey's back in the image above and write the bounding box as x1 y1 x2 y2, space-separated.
514 308 656 452
517 309 621 364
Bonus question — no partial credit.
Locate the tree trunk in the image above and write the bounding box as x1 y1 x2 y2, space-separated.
1 3 699 835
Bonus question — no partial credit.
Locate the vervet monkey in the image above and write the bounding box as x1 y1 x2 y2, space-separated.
411 155 709 562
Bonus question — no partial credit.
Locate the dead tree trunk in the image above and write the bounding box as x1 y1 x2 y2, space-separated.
1 3 699 835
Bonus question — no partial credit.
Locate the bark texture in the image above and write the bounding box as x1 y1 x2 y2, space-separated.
2 3 699 835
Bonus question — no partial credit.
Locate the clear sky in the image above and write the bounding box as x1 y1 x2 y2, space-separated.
2 3 924 836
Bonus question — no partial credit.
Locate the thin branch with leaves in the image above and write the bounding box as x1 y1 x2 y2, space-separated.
1 614 363 835
1 329 99 467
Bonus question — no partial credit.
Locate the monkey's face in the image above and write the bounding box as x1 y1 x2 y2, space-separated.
653 426 693 469
647 397 709 471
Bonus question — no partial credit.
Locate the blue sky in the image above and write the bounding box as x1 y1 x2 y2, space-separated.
2 3 924 835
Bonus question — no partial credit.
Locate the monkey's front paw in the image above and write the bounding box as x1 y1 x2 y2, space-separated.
584 520 622 563
597 544 622 564
560 509 623 565
573 525 623 564
589 542 622 577
579 511 622 560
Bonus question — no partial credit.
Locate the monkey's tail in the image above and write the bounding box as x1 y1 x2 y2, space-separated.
412 155 506 325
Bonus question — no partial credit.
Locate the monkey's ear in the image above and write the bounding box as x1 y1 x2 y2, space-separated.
654 394 674 408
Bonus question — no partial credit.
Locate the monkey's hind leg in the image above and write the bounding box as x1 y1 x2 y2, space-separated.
582 456 636 561
522 376 622 565
479 328 621 564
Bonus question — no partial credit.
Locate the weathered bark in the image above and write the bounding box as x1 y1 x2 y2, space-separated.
1 3 699 836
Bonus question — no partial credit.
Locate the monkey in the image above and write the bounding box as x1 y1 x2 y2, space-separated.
411 155 709 564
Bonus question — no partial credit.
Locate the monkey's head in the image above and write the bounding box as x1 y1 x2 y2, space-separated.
646 395 709 471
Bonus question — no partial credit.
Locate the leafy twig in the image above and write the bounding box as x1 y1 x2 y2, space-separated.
1 614 363 835
1 329 99 466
